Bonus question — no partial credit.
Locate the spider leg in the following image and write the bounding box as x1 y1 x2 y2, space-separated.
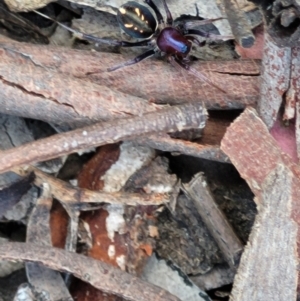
34 10 151 47
107 49 156 72
184 35 206 47
144 0 164 25
167 55 226 94
185 29 233 41
161 0 173 25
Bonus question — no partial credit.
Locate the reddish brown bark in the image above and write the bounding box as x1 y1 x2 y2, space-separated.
221 108 300 297
0 35 260 121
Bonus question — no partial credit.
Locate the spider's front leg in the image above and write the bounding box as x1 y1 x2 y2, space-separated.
161 0 173 25
107 48 157 72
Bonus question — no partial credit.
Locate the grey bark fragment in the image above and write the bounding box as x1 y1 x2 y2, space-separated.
230 164 298 301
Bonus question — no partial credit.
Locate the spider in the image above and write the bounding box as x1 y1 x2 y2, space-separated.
34 1 230 92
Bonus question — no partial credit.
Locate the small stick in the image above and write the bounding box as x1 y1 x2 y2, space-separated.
182 173 243 270
0 242 181 301
12 165 171 206
0 103 207 174
135 133 229 163
223 0 255 48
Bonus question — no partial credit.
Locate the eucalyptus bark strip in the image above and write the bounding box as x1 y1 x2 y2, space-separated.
230 165 297 301
0 41 159 127
0 103 206 174
0 35 260 111
0 242 180 301
257 32 291 129
283 48 300 121
221 108 300 297
13 165 170 206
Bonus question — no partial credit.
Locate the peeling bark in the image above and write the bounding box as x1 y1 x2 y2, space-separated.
221 108 300 298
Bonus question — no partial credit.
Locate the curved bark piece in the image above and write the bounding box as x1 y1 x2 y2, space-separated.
0 35 260 114
0 242 180 301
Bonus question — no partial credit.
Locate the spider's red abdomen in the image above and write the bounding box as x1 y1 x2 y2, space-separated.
157 27 192 57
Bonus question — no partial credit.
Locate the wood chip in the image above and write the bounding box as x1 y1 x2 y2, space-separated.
182 173 243 270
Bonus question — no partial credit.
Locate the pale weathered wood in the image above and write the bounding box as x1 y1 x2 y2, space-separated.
0 35 260 116
221 108 299 300
182 173 243 270
257 32 291 129
230 164 297 301
0 103 207 174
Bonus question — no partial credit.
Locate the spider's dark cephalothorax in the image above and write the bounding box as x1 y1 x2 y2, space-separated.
34 1 230 92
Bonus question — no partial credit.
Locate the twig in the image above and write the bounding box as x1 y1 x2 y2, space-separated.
12 165 171 206
182 173 243 270
0 242 181 301
0 103 207 174
135 133 229 163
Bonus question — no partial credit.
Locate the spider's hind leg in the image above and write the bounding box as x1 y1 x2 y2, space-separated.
161 0 173 25
167 55 226 94
107 49 156 72
33 9 152 47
